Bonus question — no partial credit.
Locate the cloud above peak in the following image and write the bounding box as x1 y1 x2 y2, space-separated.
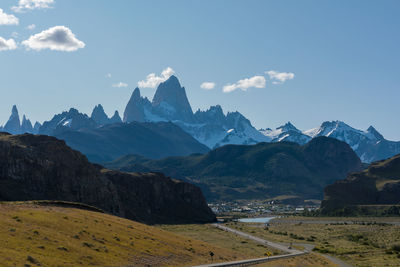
0 37 17 51
112 82 128 88
266 70 295 84
223 75 266 93
26 24 36 30
138 67 175 88
22 26 85 52
200 82 215 90
12 0 54 13
0 9 19 25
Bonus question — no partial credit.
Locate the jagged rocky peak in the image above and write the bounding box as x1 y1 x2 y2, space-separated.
39 107 97 135
226 111 251 127
367 126 384 141
123 87 147 123
33 122 41 133
91 104 109 125
110 110 122 123
3 105 21 134
20 115 33 133
152 75 194 122
194 105 225 124
277 121 300 133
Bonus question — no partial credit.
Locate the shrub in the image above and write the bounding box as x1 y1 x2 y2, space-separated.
391 244 400 252
26 256 40 265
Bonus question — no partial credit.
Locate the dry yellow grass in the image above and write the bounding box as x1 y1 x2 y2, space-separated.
255 253 338 267
227 217 400 267
159 224 281 257
0 202 250 267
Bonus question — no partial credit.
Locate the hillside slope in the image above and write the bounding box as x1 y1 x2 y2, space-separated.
321 154 400 214
106 137 362 201
0 202 242 267
54 121 210 163
0 133 215 224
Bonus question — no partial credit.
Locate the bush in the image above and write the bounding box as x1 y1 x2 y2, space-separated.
26 256 40 265
391 244 400 252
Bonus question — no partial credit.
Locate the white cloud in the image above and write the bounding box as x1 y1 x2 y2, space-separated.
112 82 128 88
22 26 85 52
12 0 54 13
106 73 112 78
266 70 295 84
26 24 36 30
0 37 17 51
138 67 175 88
200 82 215 90
0 8 19 25
222 75 266 93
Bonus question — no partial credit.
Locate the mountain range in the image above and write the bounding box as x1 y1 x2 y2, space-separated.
105 137 362 202
1 75 399 163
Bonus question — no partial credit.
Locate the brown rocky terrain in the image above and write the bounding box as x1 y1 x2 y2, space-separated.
321 154 400 214
0 132 215 224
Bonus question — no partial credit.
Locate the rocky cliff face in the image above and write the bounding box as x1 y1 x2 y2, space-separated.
3 105 21 134
105 170 216 224
152 75 194 122
91 104 110 125
0 133 216 224
1 106 40 135
123 88 149 123
39 108 97 135
0 133 121 214
321 154 400 214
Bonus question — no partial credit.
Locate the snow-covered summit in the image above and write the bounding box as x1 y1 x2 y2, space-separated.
122 76 268 148
261 122 311 145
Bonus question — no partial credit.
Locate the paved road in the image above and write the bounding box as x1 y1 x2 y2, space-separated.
191 224 306 267
192 224 352 267
213 223 303 255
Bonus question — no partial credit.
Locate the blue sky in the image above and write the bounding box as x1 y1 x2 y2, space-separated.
0 0 399 139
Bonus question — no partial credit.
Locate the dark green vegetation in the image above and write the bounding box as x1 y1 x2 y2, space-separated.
0 133 215 224
54 121 209 163
321 154 400 215
106 137 362 201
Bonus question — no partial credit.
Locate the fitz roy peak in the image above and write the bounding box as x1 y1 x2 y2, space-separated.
2 75 399 164
123 75 269 148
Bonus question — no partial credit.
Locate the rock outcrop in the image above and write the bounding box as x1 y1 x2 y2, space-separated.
152 75 194 122
123 87 149 123
91 104 110 125
321 154 400 214
3 105 21 134
0 133 216 224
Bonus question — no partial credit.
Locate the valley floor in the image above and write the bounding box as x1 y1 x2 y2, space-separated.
223 216 400 267
4 202 393 267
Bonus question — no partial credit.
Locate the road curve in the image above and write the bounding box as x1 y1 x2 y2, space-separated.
213 224 303 255
191 224 306 267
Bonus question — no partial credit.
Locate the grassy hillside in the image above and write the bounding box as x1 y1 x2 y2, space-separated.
0 202 245 266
